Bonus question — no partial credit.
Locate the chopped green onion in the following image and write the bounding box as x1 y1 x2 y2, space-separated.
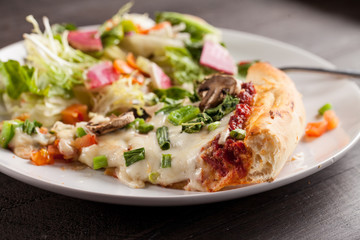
93 155 108 170
318 103 332 115
155 103 182 115
76 127 87 138
0 121 15 148
22 119 42 135
124 147 145 167
230 129 246 140
161 154 172 168
207 121 221 131
168 105 200 126
127 118 154 134
156 126 170 150
148 172 160 184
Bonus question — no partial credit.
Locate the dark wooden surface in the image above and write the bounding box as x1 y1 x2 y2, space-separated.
1 0 360 239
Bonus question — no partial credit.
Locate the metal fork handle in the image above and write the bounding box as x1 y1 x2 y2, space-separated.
279 67 360 78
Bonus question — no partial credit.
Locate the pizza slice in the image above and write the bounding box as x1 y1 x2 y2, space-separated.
192 62 306 191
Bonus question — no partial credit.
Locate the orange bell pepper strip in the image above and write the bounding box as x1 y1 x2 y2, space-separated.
324 110 339 130
61 104 89 125
31 148 54 166
305 121 328 137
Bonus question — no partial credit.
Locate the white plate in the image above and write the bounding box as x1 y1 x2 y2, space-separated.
0 29 359 206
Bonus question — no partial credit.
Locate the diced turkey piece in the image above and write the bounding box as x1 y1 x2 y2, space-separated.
200 41 236 75
150 63 172 89
67 30 103 52
86 62 119 89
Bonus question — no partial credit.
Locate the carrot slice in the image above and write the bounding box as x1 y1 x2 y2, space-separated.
131 73 145 85
126 52 138 69
305 121 328 137
113 59 135 74
324 110 339 130
61 104 89 125
139 21 171 34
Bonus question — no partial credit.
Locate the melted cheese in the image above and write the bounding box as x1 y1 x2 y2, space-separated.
78 113 231 189
9 128 55 159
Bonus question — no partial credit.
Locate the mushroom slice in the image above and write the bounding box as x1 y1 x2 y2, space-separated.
198 74 238 111
87 112 135 135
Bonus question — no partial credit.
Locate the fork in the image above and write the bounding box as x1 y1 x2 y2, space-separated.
279 66 360 78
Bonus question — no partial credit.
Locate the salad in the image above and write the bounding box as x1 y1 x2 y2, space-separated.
0 3 255 189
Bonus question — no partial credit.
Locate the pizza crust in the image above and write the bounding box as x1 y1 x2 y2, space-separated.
193 62 306 191
245 62 306 183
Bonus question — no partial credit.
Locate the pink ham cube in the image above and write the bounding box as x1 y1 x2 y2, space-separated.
150 63 172 89
200 41 236 75
68 30 103 52
86 62 119 89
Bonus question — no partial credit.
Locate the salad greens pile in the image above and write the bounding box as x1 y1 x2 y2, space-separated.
0 2 246 131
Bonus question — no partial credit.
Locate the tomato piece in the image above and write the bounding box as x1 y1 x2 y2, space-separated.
73 134 97 149
305 121 328 137
47 144 63 160
31 149 54 166
113 59 135 75
61 104 89 125
324 110 339 130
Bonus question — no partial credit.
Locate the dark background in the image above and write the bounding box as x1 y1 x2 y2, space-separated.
1 0 360 239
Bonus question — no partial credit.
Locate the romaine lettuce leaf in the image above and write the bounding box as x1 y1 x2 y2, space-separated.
159 46 202 84
0 60 33 99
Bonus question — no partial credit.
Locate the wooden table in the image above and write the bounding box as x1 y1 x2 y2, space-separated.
1 0 360 239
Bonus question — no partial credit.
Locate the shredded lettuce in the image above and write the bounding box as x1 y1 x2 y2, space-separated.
156 46 202 84
92 75 145 115
23 15 97 98
2 93 77 127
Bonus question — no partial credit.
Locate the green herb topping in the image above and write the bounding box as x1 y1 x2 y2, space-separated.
76 127 87 138
156 126 170 150
148 172 160 184
161 154 172 168
181 113 212 133
168 105 200 126
127 118 154 134
207 121 221 131
124 147 146 167
230 129 246 140
93 155 108 170
318 103 332 115
205 95 239 121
